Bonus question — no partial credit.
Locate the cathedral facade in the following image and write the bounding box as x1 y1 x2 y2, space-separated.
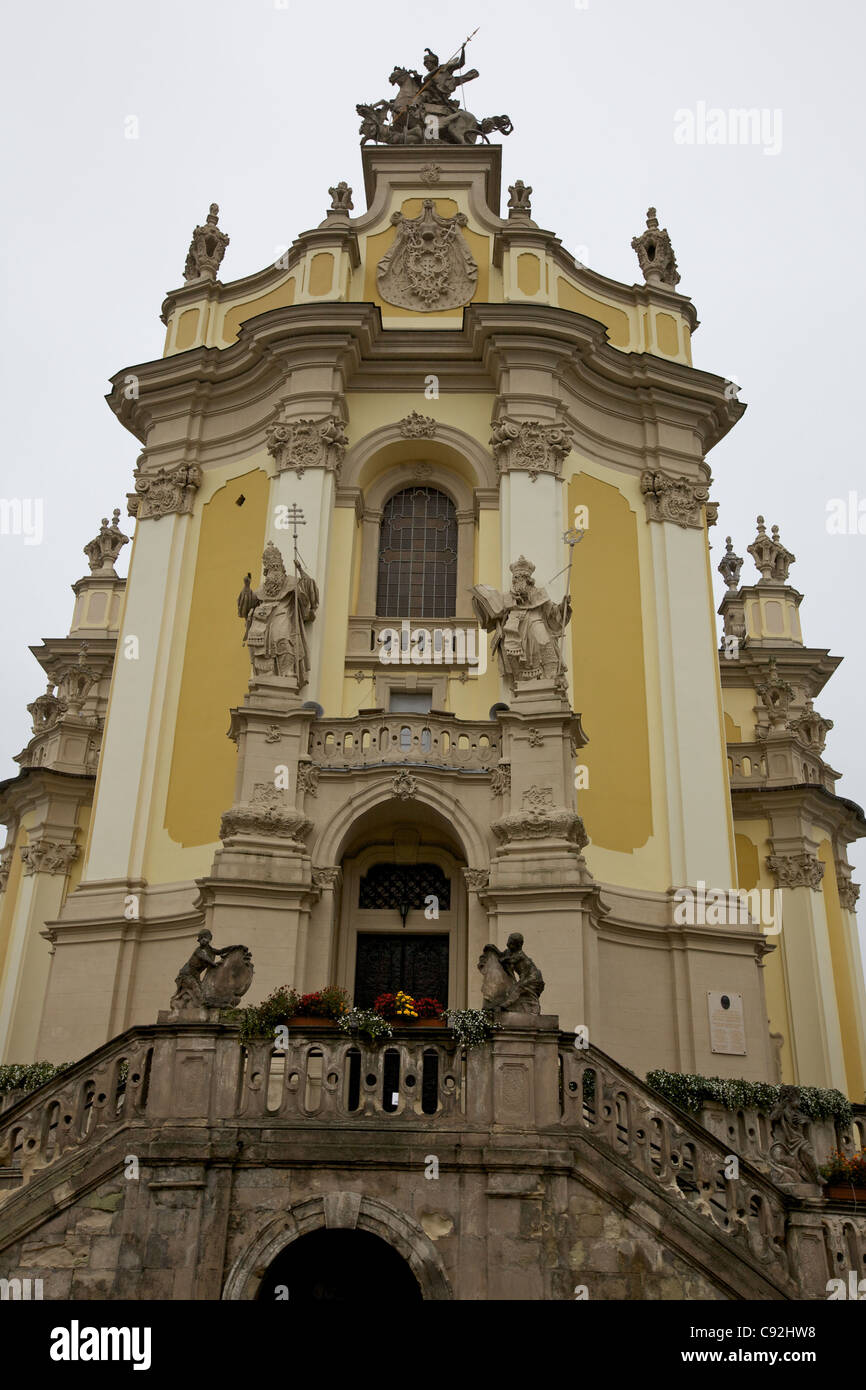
1 53 865 1301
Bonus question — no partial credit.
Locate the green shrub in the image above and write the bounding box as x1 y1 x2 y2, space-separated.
0 1061 72 1097
645 1069 852 1125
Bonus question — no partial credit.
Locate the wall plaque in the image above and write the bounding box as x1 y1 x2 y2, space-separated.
708 991 746 1055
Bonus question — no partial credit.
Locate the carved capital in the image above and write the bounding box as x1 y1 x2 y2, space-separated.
131 463 201 520
641 469 709 528
463 867 489 892
266 415 348 480
490 417 573 482
312 865 342 890
399 411 438 439
492 785 588 847
766 851 825 891
219 784 312 844
20 839 79 876
835 862 861 911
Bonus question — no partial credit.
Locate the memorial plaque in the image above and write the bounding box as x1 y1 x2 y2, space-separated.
708 990 746 1055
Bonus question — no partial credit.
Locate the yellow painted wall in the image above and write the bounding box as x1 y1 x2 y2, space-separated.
0 825 26 992
163 468 270 847
567 472 652 852
517 253 541 296
722 689 758 744
221 278 296 345
818 838 865 1100
656 312 679 357
558 277 631 349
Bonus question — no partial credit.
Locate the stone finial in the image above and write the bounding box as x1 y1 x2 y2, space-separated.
328 181 354 213
631 206 680 289
83 508 129 574
718 536 743 591
183 203 229 283
507 180 533 217
747 516 796 583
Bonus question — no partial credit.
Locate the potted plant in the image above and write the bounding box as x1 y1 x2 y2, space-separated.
443 1008 499 1050
373 991 445 1025
338 1007 394 1045
291 986 351 1026
820 1148 866 1200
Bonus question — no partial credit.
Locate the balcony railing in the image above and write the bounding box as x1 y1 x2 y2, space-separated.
308 711 500 773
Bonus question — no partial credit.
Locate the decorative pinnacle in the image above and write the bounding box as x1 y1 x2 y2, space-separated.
631 205 680 289
82 508 129 574
717 535 743 592
747 515 795 584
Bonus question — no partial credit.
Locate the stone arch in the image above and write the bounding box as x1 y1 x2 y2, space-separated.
222 1191 452 1300
341 420 497 496
309 773 489 871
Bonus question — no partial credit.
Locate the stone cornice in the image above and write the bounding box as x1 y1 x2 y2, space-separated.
106 302 741 467
731 783 866 844
717 646 841 697
0 767 94 827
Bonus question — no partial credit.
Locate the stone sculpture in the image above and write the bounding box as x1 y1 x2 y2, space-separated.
238 542 319 685
357 45 512 146
767 1085 822 1187
478 933 545 1014
170 930 253 1013
183 203 229 282
471 555 571 685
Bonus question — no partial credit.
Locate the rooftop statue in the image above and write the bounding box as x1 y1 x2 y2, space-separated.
357 41 512 146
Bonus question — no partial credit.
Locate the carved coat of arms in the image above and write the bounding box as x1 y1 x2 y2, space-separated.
377 200 477 312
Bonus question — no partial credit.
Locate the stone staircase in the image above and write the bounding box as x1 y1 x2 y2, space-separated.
0 1018 862 1299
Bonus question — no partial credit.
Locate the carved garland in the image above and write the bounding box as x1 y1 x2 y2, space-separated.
492 785 588 847
220 784 312 844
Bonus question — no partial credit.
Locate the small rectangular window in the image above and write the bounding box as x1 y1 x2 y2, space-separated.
388 690 433 713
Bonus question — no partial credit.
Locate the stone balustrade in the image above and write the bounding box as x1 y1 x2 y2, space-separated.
560 1043 793 1285
307 711 500 773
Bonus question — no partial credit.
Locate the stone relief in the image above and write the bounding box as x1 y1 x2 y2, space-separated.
266 415 348 479
169 930 253 1014
377 201 477 312
489 764 511 797
641 469 710 529
462 867 489 892
20 840 79 876
129 464 201 520
238 542 319 685
391 770 418 800
631 207 680 289
472 556 571 686
357 46 512 146
490 418 573 481
766 851 825 891
183 203 230 283
399 411 438 438
297 763 320 797
766 1086 822 1188
312 866 341 890
478 932 545 1014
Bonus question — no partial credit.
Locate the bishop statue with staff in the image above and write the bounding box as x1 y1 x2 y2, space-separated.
471 555 572 685
237 540 319 686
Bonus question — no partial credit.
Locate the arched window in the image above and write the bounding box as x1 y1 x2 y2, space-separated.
376 487 457 619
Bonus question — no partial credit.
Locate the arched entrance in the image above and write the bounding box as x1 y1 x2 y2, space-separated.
257 1228 423 1301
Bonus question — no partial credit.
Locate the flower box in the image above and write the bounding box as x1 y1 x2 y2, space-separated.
826 1185 866 1202
289 1015 340 1028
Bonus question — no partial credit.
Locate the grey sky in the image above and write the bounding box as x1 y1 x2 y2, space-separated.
2 0 864 963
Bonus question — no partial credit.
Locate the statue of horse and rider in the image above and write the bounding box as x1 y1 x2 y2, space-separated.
357 45 512 147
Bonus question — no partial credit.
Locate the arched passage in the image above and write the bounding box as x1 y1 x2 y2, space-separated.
257 1227 423 1302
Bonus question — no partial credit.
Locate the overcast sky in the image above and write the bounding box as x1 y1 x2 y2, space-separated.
2 0 864 965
